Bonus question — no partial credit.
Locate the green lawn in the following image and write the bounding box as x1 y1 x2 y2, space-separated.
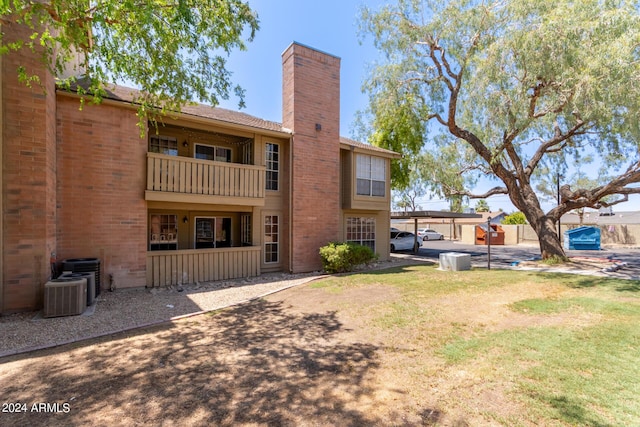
310 265 640 426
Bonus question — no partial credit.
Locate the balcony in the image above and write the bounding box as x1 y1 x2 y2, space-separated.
145 152 265 206
147 246 261 287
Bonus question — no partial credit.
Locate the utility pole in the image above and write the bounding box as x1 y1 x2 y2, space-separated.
557 173 562 242
487 216 492 270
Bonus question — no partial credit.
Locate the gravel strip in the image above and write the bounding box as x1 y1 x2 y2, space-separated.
0 272 325 358
0 256 421 358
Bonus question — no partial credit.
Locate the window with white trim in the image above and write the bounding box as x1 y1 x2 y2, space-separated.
356 154 385 197
266 143 279 191
264 215 279 263
346 217 376 251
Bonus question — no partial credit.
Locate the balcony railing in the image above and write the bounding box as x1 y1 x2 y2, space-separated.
146 246 261 287
146 153 265 203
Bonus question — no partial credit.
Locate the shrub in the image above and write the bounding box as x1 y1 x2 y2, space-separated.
319 242 378 273
501 211 528 224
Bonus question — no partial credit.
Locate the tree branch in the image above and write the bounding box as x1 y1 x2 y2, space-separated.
442 183 509 199
524 119 587 176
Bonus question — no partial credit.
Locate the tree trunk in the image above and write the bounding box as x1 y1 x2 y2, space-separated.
532 216 567 260
511 182 567 260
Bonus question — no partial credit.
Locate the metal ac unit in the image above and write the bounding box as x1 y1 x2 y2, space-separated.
44 278 87 318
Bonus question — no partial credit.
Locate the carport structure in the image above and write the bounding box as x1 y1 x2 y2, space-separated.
391 211 482 253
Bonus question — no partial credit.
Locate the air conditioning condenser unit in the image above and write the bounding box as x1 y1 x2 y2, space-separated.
44 278 87 318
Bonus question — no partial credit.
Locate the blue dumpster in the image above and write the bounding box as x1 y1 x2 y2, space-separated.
563 226 601 250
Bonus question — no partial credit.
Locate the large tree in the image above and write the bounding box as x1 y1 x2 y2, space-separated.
1 0 259 123
360 0 640 259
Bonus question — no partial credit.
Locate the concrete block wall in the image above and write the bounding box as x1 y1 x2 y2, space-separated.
1 24 58 313
56 97 148 290
282 43 341 273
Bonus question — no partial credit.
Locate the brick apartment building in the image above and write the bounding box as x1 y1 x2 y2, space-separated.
0 27 400 313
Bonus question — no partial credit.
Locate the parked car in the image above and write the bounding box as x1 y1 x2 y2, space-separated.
390 231 421 252
390 227 400 232
418 228 444 241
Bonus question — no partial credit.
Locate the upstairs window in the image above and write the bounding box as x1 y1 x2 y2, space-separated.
150 135 178 156
266 143 279 191
356 154 385 197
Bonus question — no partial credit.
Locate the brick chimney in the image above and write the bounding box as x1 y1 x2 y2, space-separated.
282 43 341 273
1 23 58 313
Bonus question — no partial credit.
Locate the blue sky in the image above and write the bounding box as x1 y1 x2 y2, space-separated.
216 0 640 214
217 0 380 137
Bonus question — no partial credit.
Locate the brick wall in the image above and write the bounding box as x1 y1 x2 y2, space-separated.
1 24 57 313
56 97 148 290
282 43 341 273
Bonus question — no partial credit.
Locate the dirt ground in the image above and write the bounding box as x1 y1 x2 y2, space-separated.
0 262 616 426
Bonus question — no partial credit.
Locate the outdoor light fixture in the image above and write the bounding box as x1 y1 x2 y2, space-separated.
315 123 322 131
183 141 189 147
183 216 188 224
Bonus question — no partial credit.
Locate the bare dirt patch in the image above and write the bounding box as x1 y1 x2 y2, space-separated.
0 267 618 426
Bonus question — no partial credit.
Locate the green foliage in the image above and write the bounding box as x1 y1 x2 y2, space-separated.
359 0 640 258
475 199 490 212
2 0 259 127
314 265 640 425
319 242 378 274
501 211 528 224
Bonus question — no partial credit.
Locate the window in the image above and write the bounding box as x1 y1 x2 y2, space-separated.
149 135 178 156
356 154 385 197
264 215 279 263
346 217 376 251
241 214 252 246
149 214 178 251
266 143 279 191
195 144 232 162
194 217 231 248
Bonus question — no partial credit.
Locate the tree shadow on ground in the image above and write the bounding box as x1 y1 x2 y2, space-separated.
0 299 440 426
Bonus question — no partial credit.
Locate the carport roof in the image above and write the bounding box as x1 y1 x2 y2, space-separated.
391 211 482 220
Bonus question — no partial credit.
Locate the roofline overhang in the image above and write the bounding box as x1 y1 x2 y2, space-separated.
55 89 293 139
391 211 483 219
339 142 402 159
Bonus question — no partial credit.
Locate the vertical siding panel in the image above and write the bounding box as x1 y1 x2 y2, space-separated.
153 158 161 191
214 251 220 281
177 254 185 285
179 160 186 193
202 165 209 195
146 255 152 287
166 159 173 192
208 163 215 195
153 256 161 287
208 252 214 282
231 167 237 197
196 163 203 194
146 156 153 191
222 165 228 196
170 254 177 286
170 159 178 192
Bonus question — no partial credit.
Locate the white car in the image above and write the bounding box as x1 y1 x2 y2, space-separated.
390 231 422 252
418 228 444 241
